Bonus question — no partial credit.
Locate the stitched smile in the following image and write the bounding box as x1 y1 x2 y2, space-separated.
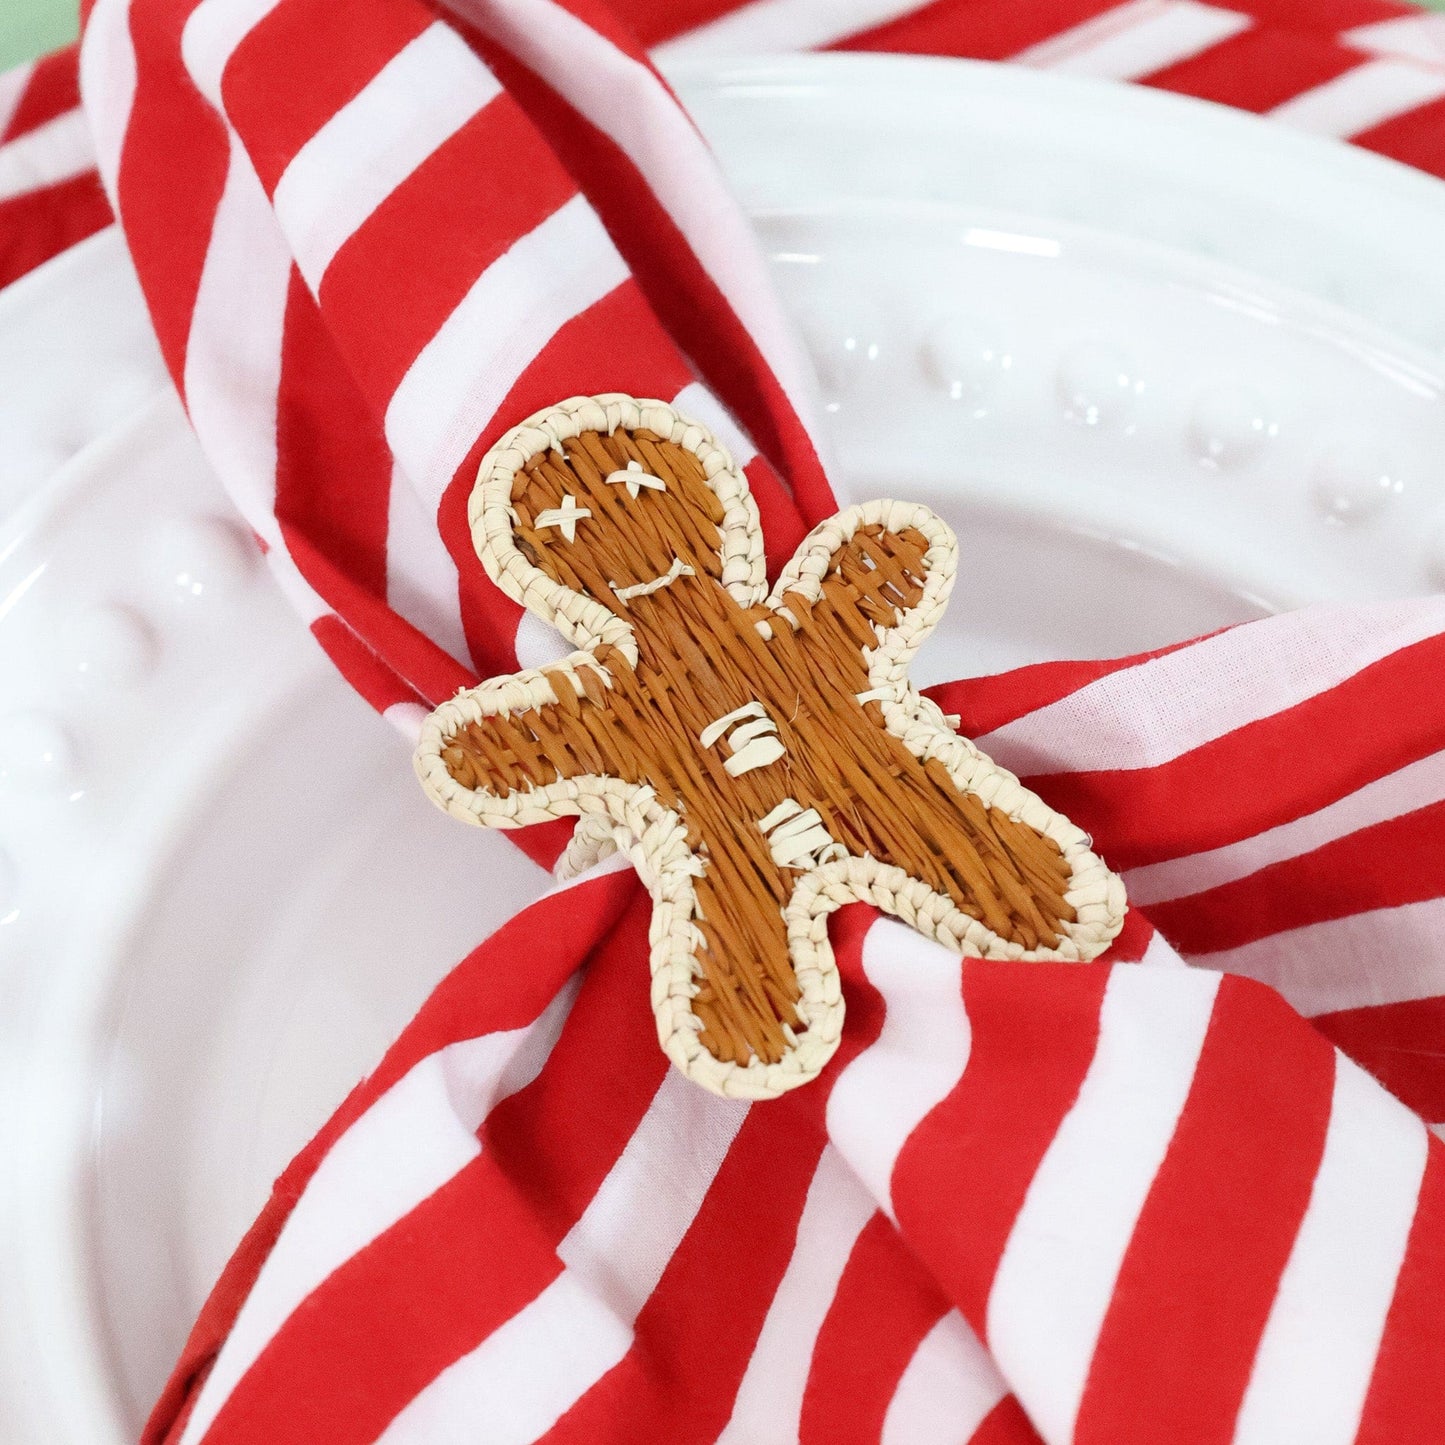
611 557 695 602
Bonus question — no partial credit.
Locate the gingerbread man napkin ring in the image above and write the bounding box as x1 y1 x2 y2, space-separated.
415 395 1127 1099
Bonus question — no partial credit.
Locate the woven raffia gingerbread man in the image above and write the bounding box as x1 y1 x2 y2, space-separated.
416 394 1127 1098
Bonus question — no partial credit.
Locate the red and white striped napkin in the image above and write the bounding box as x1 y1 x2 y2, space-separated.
6 0 1444 1441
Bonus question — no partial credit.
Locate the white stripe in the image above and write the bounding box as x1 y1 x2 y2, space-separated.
443 0 824 445
654 0 925 58
1016 0 1251 81
385 460 473 668
1233 1056 1428 1445
976 599 1445 778
77 0 137 198
274 24 502 290
670 381 759 471
384 193 629 501
716 1147 874 1444
987 966 1221 1444
1188 896 1445 1017
1345 15 1445 66
1129 750 1445 907
0 109 98 205
377 1070 747 1445
179 977 580 1445
180 0 283 108
182 150 292 554
826 920 970 1221
547 845 632 895
0 61 36 140
1270 59 1445 139
383 699 430 742
513 611 574 671
881 1312 1008 1445
181 136 337 632
1139 930 1186 967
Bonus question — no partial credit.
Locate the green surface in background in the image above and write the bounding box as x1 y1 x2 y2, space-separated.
0 0 78 73
1 0 1444 78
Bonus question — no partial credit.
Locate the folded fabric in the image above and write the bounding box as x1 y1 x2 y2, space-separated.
15 1 1445 298
30 0 1445 1441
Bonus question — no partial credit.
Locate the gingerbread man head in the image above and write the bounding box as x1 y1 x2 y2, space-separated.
474 394 769 668
417 394 1126 1099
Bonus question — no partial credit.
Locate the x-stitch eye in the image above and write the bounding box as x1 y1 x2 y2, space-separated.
533 494 591 542
605 460 667 499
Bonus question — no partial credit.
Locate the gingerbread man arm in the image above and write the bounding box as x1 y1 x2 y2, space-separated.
414 651 644 830
769 500 1125 962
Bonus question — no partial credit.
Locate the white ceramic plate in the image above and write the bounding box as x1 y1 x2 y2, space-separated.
3 53 1445 1442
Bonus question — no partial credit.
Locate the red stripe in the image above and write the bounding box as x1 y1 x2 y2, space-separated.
1027 631 1445 871
362 868 639 1102
889 959 1112 1331
272 273 479 706
221 0 434 195
1102 907 1156 963
309 615 422 714
800 1214 950 1445
923 633 1205 739
437 280 697 680
970 1395 1045 1445
458 22 834 524
0 171 112 290
316 93 577 410
1313 997 1445 1125
1072 975 1336 1443
540 907 883 1442
197 889 666 1445
143 865 639 1443
833 0 1125 59
1355 1139 1445 1443
1217 0 1407 27
1352 95 1445 181
743 452 809 576
115 0 231 382
304 556 476 708
1141 25 1362 112
200 1159 569 1445
1147 799 1445 955
3 45 81 141
274 272 389 597
539 1101 829 1443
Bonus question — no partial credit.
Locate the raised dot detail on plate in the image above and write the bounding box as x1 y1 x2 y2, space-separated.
69 604 157 685
1310 443 1403 525
803 298 888 399
1189 385 1275 468
0 712 76 792
1057 341 1139 428
150 516 257 600
920 316 1009 414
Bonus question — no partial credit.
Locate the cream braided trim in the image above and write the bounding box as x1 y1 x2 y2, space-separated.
413 654 620 827
470 393 766 669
